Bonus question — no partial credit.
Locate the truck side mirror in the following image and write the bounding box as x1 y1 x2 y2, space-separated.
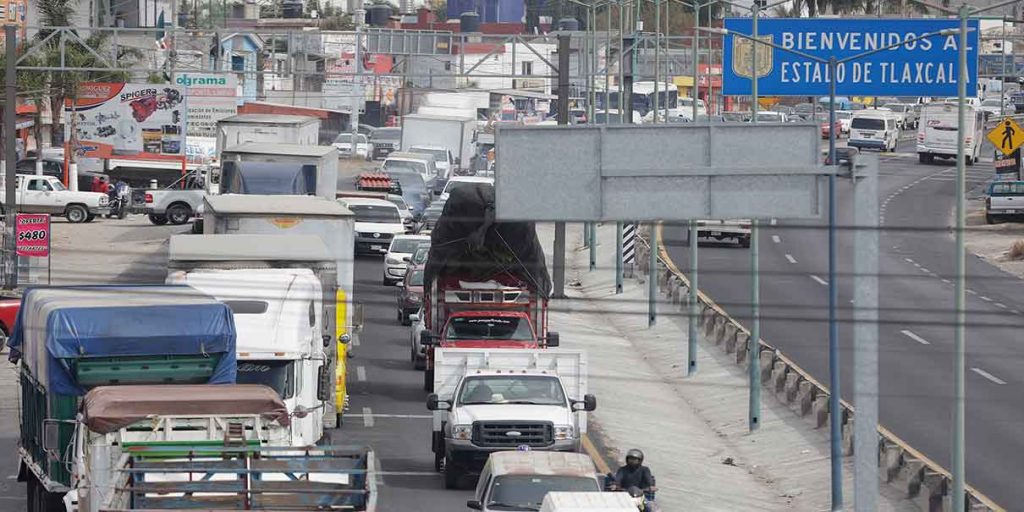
323 335 332 348
410 312 420 322
426 393 449 411
340 334 351 345
573 394 597 412
546 332 560 348
467 500 483 510
43 420 60 454
317 365 332 401
420 330 434 346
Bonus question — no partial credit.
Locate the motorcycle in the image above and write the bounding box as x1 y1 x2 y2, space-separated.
106 195 129 219
605 474 659 512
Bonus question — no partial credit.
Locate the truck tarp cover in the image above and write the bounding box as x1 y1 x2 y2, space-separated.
82 384 290 434
425 184 550 296
7 286 237 396
221 161 316 195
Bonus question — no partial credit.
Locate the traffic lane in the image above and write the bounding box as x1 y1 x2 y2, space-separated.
333 256 473 510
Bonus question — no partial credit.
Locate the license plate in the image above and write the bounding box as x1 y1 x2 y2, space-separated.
710 231 722 237
371 244 384 251
1005 209 1017 214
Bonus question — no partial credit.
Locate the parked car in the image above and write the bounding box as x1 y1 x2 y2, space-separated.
370 127 401 160
985 180 1024 223
1 174 109 223
397 266 425 326
384 234 430 286
333 133 371 160
835 110 854 134
882 103 919 129
817 114 844 139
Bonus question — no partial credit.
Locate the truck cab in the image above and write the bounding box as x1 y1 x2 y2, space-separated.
169 268 329 446
426 348 596 489
421 275 558 392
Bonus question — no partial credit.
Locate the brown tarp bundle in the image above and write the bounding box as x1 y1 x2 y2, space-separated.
82 384 291 434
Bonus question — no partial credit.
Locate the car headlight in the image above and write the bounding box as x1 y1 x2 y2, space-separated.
385 256 402 265
553 425 575 440
452 424 472 441
406 292 420 302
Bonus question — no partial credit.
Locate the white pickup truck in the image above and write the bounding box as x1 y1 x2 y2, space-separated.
426 348 596 489
0 174 109 223
143 168 215 225
695 219 752 248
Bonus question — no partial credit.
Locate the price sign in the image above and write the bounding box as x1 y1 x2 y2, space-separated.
15 214 50 257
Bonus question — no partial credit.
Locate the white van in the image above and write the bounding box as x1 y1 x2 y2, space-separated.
916 102 984 165
849 110 900 152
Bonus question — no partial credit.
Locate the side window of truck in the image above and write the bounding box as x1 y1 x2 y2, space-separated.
308 301 316 328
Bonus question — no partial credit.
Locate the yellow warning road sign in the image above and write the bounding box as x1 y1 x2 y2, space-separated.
987 117 1024 155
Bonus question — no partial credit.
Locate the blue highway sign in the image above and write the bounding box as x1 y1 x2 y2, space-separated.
722 18 979 97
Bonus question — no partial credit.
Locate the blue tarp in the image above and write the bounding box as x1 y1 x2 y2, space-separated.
8 286 237 396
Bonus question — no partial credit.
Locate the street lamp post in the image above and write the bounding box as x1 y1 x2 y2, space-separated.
701 24 961 512
907 2 1018 508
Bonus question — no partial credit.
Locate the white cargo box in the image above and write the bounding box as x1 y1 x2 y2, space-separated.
540 492 636 512
220 142 339 202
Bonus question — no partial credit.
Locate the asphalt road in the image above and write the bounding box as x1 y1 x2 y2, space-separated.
662 140 1024 507
329 255 476 510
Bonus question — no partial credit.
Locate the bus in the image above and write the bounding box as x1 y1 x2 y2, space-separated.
596 81 678 118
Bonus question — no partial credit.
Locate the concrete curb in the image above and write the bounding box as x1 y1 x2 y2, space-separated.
644 225 1005 512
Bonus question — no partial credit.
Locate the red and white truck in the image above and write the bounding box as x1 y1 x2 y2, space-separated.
419 183 558 392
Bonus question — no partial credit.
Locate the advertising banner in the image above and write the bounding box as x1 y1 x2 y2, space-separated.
175 73 238 138
15 214 50 258
722 18 979 97
65 82 186 159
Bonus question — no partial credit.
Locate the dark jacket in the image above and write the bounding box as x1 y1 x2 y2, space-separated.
614 464 656 490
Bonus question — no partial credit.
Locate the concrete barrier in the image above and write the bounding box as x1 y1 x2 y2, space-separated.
639 224 1006 512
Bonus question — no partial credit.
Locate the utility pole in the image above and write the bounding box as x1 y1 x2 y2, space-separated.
4 24 17 289
553 33 571 298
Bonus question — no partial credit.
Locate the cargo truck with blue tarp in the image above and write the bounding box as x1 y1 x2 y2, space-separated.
7 286 238 511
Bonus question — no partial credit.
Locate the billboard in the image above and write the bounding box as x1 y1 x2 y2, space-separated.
722 18 979 97
65 83 186 159
175 73 238 138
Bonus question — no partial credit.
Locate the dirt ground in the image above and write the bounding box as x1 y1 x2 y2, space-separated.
965 199 1024 279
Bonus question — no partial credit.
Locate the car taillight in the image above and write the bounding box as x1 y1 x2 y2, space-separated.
145 193 153 203
965 137 972 144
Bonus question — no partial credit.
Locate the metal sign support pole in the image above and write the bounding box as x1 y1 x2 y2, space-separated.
688 221 699 376
748 219 760 428
853 156 879 512
552 34 571 299
952 6 969 509
4 25 17 290
615 221 624 293
648 223 657 326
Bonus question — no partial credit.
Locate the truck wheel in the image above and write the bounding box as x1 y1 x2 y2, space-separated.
166 204 191 225
986 214 996 225
966 155 975 166
444 461 461 489
65 205 88 223
739 235 751 249
424 368 434 392
148 214 168 225
435 451 444 473
85 213 96 223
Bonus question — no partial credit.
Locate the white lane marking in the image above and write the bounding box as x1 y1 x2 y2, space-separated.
352 336 361 347
348 413 433 419
357 366 367 382
772 235 781 244
377 471 440 477
905 258 915 264
810 275 829 286
941 279 951 284
770 218 778 226
995 303 1008 309
1012 309 1023 315
900 330 931 345
785 254 798 264
5 475 15 480
971 368 1007 385
912 262 922 268
967 289 978 295
980 296 993 302
362 406 375 427
920 267 930 273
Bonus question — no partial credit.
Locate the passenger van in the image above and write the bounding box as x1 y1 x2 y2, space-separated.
916 102 984 165
849 110 900 152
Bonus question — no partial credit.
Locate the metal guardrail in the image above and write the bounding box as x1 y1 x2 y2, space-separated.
637 224 1005 512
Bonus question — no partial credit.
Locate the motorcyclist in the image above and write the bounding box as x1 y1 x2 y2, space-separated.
613 449 657 496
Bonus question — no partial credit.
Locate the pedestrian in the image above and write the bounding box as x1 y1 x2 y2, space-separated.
91 176 102 193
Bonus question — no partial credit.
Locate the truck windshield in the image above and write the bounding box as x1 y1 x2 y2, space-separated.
349 204 401 223
236 360 295 399
384 160 426 176
445 316 534 341
487 475 599 510
458 375 566 406
408 269 425 286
